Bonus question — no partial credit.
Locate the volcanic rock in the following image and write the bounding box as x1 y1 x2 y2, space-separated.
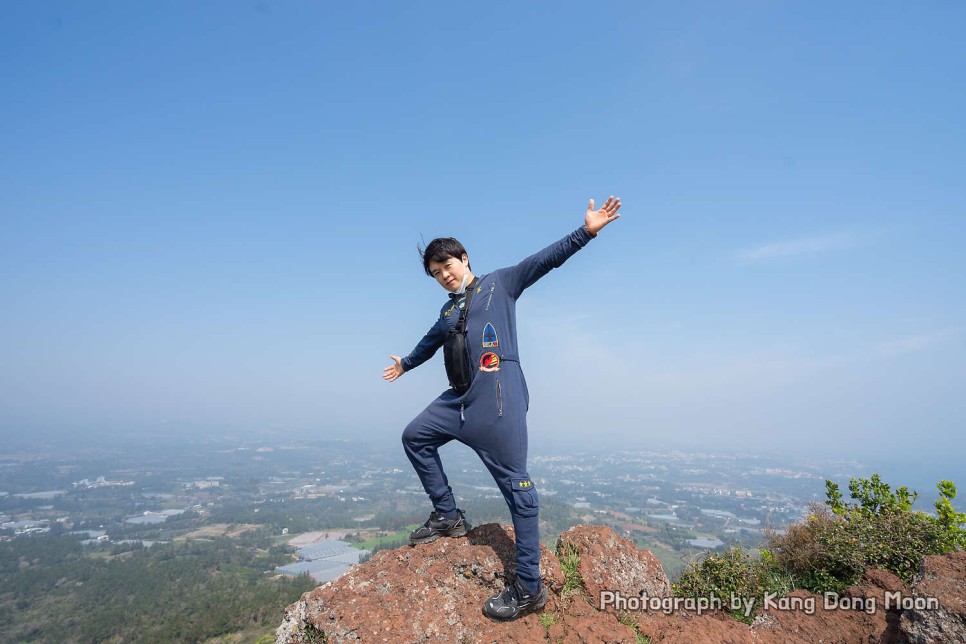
556 524 670 610
899 551 966 643
275 523 966 644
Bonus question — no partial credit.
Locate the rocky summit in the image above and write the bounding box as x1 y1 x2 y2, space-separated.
276 524 966 643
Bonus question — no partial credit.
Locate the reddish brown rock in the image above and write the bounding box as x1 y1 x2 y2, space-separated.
751 588 891 644
275 522 966 644
636 611 759 644
546 594 639 643
899 551 966 643
859 567 909 598
625 566 915 644
276 523 565 643
555 523 671 610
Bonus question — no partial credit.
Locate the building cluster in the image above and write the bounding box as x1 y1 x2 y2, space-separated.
73 476 134 489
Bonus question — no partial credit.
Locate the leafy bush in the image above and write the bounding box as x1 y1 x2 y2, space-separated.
674 547 758 601
674 475 965 622
826 474 917 516
766 504 860 593
770 476 964 591
672 546 793 623
935 480 966 549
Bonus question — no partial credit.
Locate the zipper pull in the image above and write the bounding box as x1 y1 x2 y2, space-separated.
460 403 465 422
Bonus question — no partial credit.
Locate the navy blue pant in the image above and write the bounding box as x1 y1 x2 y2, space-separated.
401 362 540 591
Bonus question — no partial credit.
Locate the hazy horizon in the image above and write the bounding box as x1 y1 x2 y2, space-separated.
3 424 963 505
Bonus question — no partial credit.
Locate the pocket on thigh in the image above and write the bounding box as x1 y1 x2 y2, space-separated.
510 478 539 518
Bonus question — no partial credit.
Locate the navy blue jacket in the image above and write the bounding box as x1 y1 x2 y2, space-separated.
402 226 594 378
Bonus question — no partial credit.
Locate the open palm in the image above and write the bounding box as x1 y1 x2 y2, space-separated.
584 196 622 236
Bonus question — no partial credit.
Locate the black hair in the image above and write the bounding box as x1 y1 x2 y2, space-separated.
418 237 470 277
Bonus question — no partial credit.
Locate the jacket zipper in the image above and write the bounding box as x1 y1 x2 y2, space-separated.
496 379 503 417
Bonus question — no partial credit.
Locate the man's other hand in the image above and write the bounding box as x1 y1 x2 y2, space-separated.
383 355 404 382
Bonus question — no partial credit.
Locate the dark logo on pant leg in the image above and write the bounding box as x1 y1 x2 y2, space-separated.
482 323 499 348
479 352 501 372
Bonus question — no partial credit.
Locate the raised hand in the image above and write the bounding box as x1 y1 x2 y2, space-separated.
584 196 622 236
383 355 404 382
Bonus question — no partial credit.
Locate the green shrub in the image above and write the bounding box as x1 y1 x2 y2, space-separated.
673 547 759 601
826 474 917 517
935 480 966 549
677 475 966 623
771 476 964 591
768 504 861 593
557 541 583 597
672 546 793 623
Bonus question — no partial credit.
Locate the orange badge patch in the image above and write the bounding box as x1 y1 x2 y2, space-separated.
479 352 501 372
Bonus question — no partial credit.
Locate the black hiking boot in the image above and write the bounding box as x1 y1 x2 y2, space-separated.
408 509 470 545
482 577 548 620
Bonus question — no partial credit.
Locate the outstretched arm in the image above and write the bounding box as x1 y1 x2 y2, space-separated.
501 196 622 299
383 316 449 382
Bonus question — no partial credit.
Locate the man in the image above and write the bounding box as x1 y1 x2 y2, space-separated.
383 196 622 620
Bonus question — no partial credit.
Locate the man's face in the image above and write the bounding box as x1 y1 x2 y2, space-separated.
428 254 469 292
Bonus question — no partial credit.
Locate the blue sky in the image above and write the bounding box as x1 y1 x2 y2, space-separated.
2 2 964 479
